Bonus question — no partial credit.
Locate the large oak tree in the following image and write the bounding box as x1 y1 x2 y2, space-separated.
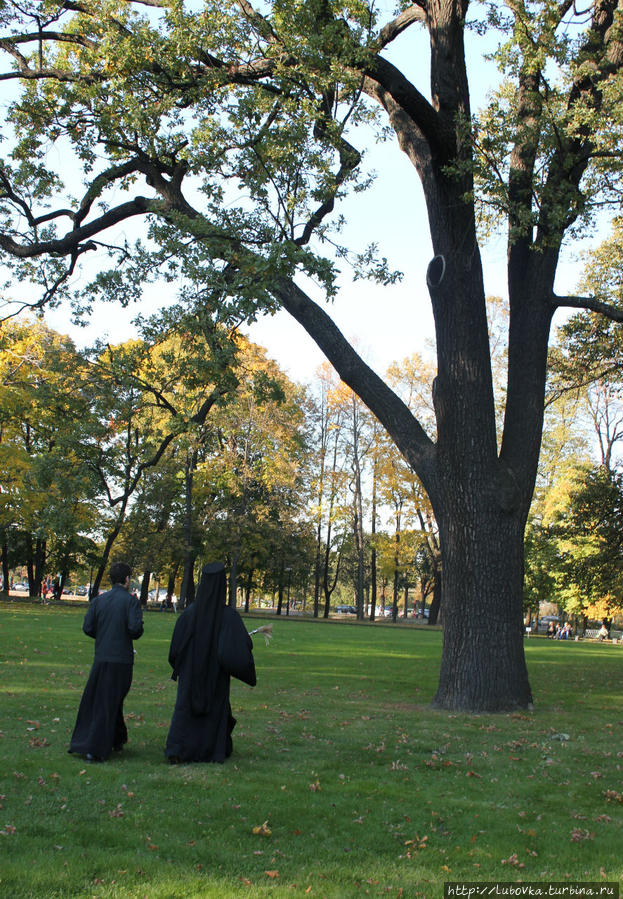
1 0 623 710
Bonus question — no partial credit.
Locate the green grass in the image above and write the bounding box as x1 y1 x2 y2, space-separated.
0 603 622 898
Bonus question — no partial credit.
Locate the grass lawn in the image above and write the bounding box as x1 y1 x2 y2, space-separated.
0 602 622 898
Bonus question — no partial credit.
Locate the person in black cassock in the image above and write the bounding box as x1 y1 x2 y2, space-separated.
165 561 256 764
69 561 144 762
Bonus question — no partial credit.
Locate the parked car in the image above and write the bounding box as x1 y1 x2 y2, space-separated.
76 585 89 596
335 605 357 614
12 583 29 592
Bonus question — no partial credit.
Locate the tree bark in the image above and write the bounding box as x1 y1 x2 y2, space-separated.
180 448 198 608
140 569 151 608
1 531 9 594
433 501 532 711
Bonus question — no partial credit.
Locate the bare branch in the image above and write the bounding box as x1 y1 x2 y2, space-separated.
0 197 152 258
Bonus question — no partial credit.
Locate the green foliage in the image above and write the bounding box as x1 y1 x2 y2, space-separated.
0 0 396 318
555 219 623 388
551 464 623 616
527 462 623 620
0 319 100 574
472 3 623 244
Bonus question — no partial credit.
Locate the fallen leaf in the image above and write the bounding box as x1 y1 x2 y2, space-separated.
570 828 594 842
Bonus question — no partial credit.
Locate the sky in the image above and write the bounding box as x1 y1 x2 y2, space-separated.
18 4 595 386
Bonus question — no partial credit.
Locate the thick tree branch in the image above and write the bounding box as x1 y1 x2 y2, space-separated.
376 5 426 50
271 274 437 489
554 294 623 322
363 55 441 158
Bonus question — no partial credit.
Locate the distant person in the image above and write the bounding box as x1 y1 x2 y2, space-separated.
546 621 557 639
165 562 256 764
69 562 144 762
52 578 62 602
598 623 609 641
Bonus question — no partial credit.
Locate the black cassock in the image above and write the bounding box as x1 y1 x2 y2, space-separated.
69 584 143 761
165 598 256 763
69 662 132 759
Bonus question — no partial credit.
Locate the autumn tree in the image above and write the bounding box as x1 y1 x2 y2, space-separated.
541 463 623 624
203 340 309 605
3 2 623 708
307 365 353 618
0 319 99 594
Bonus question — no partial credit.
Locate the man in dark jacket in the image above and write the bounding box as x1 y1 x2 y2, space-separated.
69 561 144 762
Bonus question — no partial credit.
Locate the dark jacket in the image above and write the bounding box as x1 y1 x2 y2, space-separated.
83 584 144 664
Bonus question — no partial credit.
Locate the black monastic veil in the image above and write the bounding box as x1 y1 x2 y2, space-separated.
165 562 256 763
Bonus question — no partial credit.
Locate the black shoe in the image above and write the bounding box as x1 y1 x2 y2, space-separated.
168 755 181 765
85 753 102 762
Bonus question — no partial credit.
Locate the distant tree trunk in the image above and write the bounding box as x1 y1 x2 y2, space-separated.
353 496 365 620
229 543 240 608
428 578 441 626
349 393 366 620
392 506 402 622
322 528 343 618
166 567 177 607
369 448 378 622
140 570 151 608
180 448 199 608
244 569 253 613
1 531 9 593
34 537 45 598
276 560 284 615
91 497 129 595
25 534 36 596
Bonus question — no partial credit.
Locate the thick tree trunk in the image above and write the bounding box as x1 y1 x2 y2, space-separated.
277 268 535 710
433 505 532 711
